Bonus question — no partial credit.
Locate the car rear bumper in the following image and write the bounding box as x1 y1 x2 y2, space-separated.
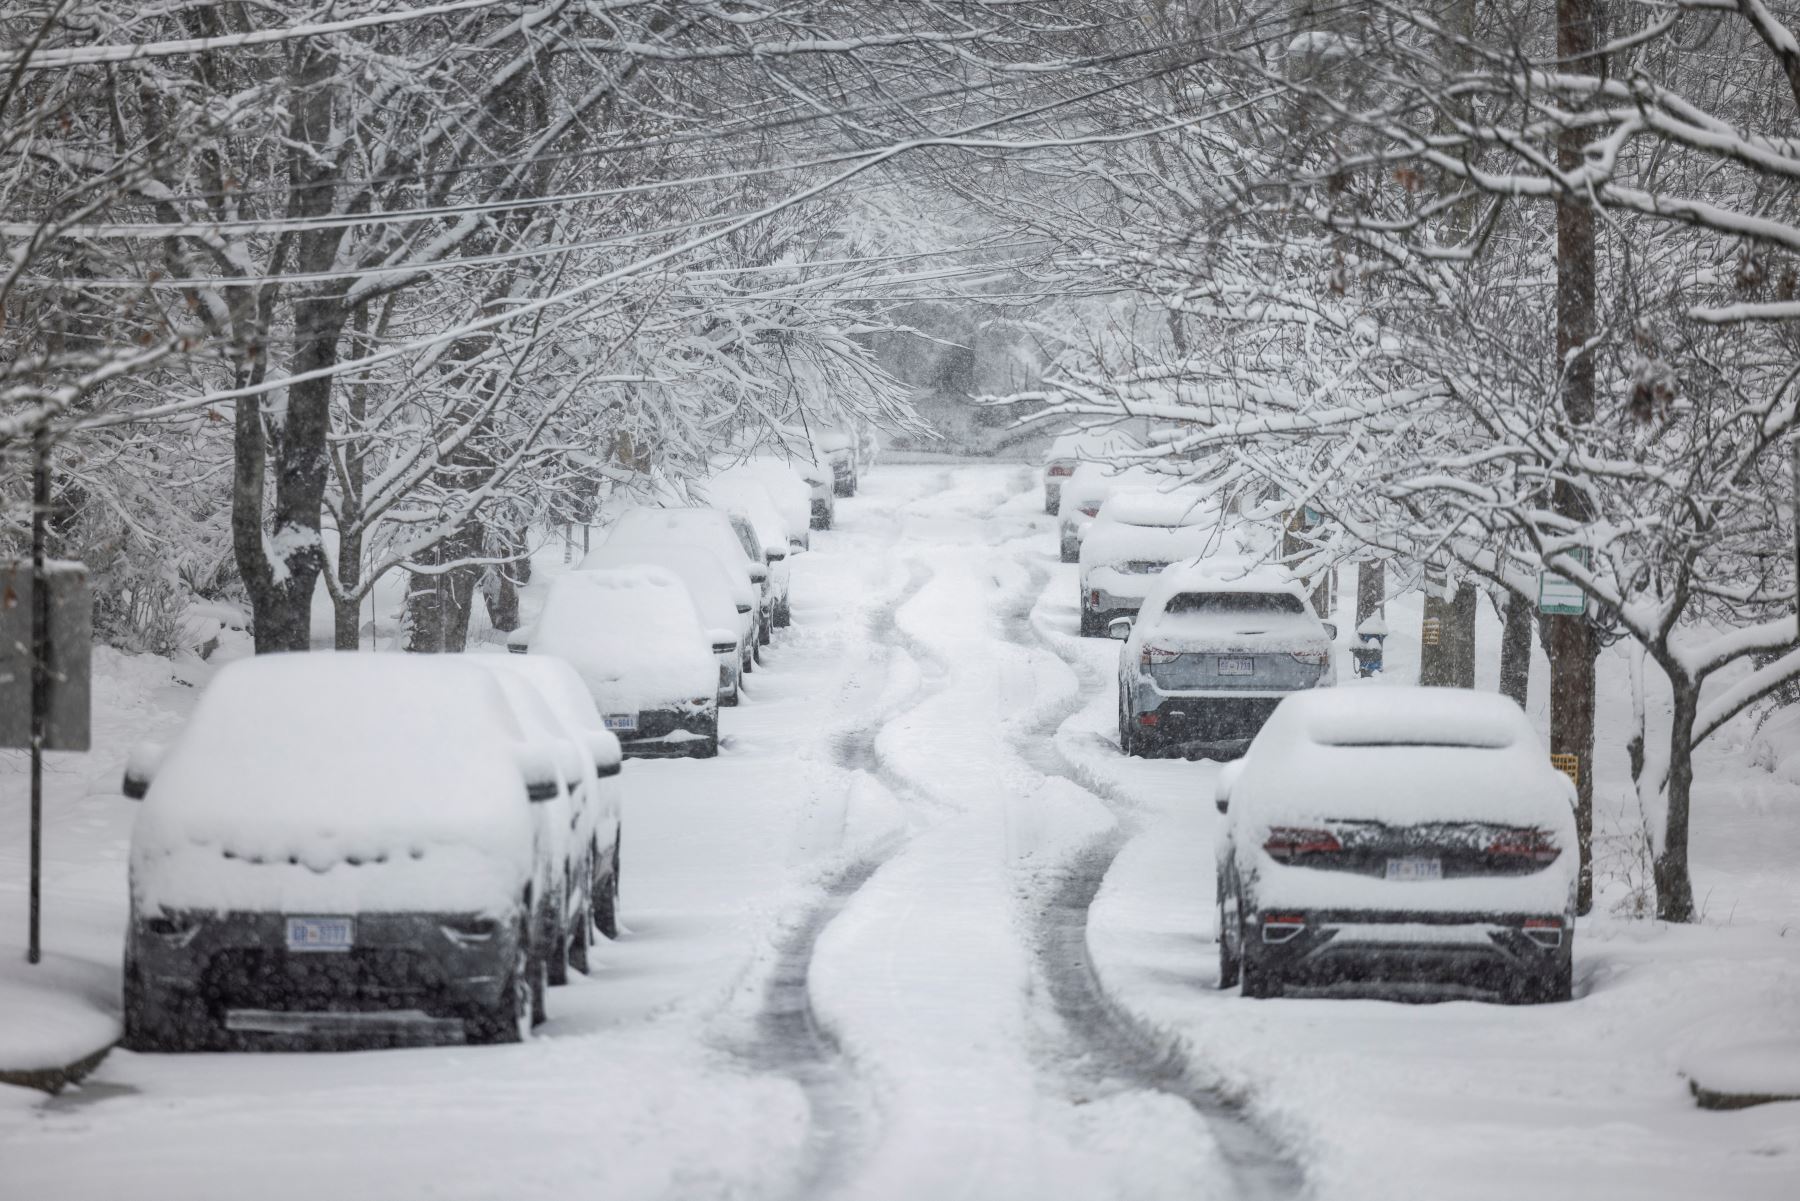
1128 693 1287 751
619 705 716 756
1248 908 1571 991
129 911 521 1045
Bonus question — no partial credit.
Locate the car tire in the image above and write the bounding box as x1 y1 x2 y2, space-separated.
1119 700 1139 757
1079 608 1101 637
775 598 791 628
1239 921 1283 999
543 892 568 988
689 712 720 759
1509 959 1573 1005
1217 901 1242 990
596 836 622 940
1060 537 1078 563
122 959 210 1053
467 937 533 1045
758 617 771 648
567 897 592 975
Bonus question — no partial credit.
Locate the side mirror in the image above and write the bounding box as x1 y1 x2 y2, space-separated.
764 548 786 564
588 731 623 779
1320 621 1338 640
747 563 769 584
1107 616 1133 640
516 745 562 802
1214 760 1245 815
788 537 806 555
122 741 165 800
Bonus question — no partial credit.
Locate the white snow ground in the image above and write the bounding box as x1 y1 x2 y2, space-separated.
1 463 1797 1200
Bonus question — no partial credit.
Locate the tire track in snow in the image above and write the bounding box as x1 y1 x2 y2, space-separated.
1003 551 1305 1201
728 472 965 1201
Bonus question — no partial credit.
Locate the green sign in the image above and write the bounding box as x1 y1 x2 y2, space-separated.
1538 549 1588 616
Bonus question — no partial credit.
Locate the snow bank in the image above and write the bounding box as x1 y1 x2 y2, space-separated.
0 951 117 1077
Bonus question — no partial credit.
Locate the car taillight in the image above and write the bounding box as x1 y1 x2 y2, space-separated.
1088 589 1100 608
1137 712 1160 726
1048 464 1074 477
439 917 499 948
1263 827 1342 861
1079 505 1100 517
1261 913 1307 943
1140 644 1179 667
1522 916 1564 947
1290 649 1329 666
1489 828 1561 863
692 696 713 706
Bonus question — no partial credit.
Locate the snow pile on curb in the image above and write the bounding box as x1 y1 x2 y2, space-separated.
0 951 118 1084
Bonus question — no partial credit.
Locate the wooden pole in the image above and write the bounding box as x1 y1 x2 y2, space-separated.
28 427 50 964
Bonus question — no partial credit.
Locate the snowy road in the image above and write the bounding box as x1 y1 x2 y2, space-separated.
4 463 1798 1200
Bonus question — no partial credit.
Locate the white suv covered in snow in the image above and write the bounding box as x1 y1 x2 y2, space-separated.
1214 687 1579 1003
1115 562 1335 757
120 655 577 1050
1077 487 1216 636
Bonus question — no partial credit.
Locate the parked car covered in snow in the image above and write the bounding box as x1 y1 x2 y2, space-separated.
604 507 772 649
469 655 625 973
815 426 862 497
581 541 754 703
525 568 723 757
1114 562 1335 757
120 654 570 1050
1056 462 1160 563
1214 687 1579 1003
1042 425 1140 515
1076 487 1217 636
700 472 795 627
729 460 814 552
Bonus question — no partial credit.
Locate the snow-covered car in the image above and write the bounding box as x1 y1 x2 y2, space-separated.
469 655 625 973
717 461 812 553
526 568 723 758
605 507 772 649
1077 487 1216 636
1214 687 1579 1003
782 453 837 529
700 473 794 627
581 540 754 702
1042 425 1140 515
119 654 571 1050
816 426 861 496
1115 562 1335 757
1056 462 1158 563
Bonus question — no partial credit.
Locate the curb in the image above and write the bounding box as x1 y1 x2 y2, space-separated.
1689 1078 1800 1111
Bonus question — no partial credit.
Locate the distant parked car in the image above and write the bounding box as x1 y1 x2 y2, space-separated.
716 461 812 553
1214 687 1579 1003
701 473 794 628
525 568 723 758
1077 487 1216 636
471 654 625 958
581 541 754 702
120 654 571 1050
1057 462 1159 563
605 507 772 650
780 453 837 530
816 427 861 496
1114 562 1335 758
1042 425 1140 515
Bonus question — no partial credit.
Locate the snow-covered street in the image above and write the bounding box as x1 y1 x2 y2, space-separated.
4 463 1799 1200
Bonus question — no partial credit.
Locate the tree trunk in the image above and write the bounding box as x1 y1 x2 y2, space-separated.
1419 561 1451 686
333 517 363 652
1552 0 1601 914
1498 589 1532 709
1654 686 1699 922
1446 581 1478 689
403 520 483 653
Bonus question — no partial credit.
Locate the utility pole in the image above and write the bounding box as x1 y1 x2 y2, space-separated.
1552 0 1601 914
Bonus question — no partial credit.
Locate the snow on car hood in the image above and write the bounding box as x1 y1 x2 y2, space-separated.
132 655 537 917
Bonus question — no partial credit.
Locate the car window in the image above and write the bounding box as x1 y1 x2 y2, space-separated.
1163 591 1305 616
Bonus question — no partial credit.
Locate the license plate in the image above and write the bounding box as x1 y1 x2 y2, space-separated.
603 713 638 732
286 916 354 953
1385 857 1443 882
1217 657 1254 675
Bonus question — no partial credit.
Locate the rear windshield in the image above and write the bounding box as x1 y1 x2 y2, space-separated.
1164 591 1305 616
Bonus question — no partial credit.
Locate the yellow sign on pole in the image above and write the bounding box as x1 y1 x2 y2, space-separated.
1421 616 1442 646
1551 753 1580 789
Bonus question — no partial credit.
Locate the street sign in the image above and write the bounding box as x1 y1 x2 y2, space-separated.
1539 549 1589 616
1551 753 1580 789
0 559 91 751
1421 616 1441 646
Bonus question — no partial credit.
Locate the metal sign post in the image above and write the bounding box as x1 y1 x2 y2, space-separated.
1538 548 1590 616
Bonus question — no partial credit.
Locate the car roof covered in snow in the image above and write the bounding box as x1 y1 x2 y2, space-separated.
1046 425 1141 462
467 653 622 769
1138 559 1305 616
1232 686 1576 831
579 541 748 630
1094 487 1215 528
534 568 719 709
706 467 801 544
